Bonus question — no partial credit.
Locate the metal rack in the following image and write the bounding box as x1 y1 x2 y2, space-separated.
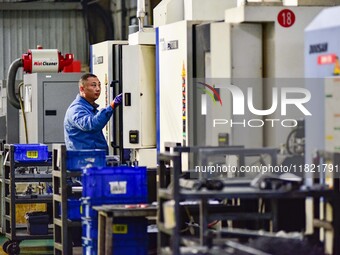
2 144 53 255
52 144 82 255
312 150 340 254
157 146 340 255
0 149 6 234
157 147 276 254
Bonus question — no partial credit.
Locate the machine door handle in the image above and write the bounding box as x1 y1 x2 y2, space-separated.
124 93 131 106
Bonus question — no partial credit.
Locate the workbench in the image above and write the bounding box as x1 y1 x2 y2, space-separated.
93 204 157 255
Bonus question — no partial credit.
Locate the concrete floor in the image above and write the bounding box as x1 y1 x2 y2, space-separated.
0 236 83 255
0 236 53 255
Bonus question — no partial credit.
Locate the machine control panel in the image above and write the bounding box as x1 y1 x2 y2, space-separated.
129 130 139 144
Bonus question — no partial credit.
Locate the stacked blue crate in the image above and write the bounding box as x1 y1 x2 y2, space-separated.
82 217 148 255
81 166 148 219
13 144 49 162
81 166 148 255
58 199 82 221
66 150 106 171
64 149 107 247
64 149 107 221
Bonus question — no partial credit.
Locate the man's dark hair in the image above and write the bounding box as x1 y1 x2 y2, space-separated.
79 73 97 87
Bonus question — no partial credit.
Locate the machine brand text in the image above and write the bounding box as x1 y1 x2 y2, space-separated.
309 42 328 54
33 61 58 66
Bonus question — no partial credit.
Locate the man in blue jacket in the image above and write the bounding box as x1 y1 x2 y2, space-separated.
64 73 122 153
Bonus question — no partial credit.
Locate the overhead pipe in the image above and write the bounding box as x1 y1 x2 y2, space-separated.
137 0 146 31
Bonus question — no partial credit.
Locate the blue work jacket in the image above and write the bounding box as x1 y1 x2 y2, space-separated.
64 94 113 153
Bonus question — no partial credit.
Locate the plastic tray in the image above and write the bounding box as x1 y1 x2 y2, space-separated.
82 166 147 203
13 144 49 162
66 150 106 171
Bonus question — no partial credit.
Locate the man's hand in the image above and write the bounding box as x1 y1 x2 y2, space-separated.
110 93 122 109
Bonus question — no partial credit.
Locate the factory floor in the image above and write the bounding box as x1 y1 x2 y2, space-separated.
0 235 82 255
0 236 52 254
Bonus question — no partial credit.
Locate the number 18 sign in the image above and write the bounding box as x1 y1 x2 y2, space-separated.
277 9 296 28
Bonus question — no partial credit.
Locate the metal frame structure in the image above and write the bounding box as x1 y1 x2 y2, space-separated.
0 149 5 234
3 144 53 255
157 146 340 255
52 144 82 255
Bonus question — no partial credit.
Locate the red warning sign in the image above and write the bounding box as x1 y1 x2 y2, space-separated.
277 9 295 28
317 54 337 65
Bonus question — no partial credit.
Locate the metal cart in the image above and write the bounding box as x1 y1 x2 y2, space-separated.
2 144 53 255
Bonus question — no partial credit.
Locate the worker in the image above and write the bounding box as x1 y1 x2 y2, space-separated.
64 73 122 153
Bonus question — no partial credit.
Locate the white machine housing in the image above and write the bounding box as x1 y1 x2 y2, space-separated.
209 22 263 147
225 5 325 148
91 40 157 167
157 20 199 151
91 40 128 154
153 0 237 27
157 20 263 152
122 44 156 149
305 6 340 165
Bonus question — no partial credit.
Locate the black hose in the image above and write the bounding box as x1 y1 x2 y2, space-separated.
81 0 90 64
91 3 114 40
121 0 127 39
82 0 114 45
6 58 23 109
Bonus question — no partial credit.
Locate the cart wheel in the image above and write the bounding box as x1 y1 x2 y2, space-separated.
2 240 11 253
6 242 20 255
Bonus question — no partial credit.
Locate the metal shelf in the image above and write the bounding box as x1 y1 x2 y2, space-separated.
52 144 82 255
157 146 340 255
5 228 54 241
0 150 4 234
5 161 51 167
2 144 53 255
54 218 81 228
53 194 62 202
11 174 52 182
5 196 53 204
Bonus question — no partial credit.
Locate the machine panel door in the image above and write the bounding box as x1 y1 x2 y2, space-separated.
43 82 79 143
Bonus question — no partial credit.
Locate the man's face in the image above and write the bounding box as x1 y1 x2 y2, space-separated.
81 76 101 103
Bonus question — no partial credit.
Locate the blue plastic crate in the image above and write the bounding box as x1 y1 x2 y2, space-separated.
82 218 98 240
80 198 107 220
58 199 81 221
82 239 96 255
25 212 49 235
13 144 48 163
112 244 148 255
68 199 81 220
82 239 147 255
27 222 49 235
66 150 106 171
82 166 148 203
82 217 148 255
112 217 148 242
68 199 82 220
82 217 148 241
81 200 97 220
